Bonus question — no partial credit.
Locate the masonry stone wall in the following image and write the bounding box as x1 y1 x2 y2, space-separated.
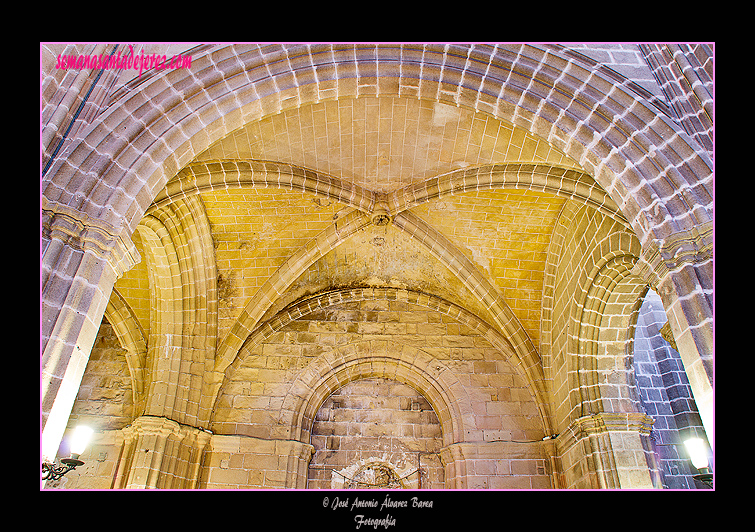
307 378 444 489
67 318 134 431
209 298 551 489
215 299 544 439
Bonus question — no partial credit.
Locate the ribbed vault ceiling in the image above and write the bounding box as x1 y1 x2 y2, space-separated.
131 95 601 354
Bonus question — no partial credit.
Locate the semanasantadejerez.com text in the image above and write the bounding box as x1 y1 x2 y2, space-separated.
54 45 192 78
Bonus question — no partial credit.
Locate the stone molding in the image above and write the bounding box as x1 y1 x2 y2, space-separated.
556 412 654 455
631 221 713 288
439 439 546 463
208 433 314 458
42 197 140 278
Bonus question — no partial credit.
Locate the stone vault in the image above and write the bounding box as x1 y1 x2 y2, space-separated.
41 43 713 489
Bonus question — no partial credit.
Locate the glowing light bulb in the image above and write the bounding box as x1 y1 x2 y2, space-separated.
684 437 709 470
69 425 94 458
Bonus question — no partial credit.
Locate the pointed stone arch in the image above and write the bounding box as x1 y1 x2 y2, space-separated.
42 43 712 241
387 162 629 226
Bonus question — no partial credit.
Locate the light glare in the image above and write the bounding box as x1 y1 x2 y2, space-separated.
684 437 708 470
70 426 94 457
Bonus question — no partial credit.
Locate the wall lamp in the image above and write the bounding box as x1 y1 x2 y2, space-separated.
42 426 94 481
684 437 713 487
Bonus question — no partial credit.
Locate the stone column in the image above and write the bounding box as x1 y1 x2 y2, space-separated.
41 199 139 462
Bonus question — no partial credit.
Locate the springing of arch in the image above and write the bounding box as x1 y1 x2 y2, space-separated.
598 275 649 414
572 255 639 417
133 215 184 418
130 194 218 426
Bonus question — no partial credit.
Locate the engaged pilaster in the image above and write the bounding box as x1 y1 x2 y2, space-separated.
41 198 140 462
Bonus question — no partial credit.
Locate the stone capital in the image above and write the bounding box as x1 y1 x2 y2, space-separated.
557 412 655 451
631 221 713 288
42 197 140 278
